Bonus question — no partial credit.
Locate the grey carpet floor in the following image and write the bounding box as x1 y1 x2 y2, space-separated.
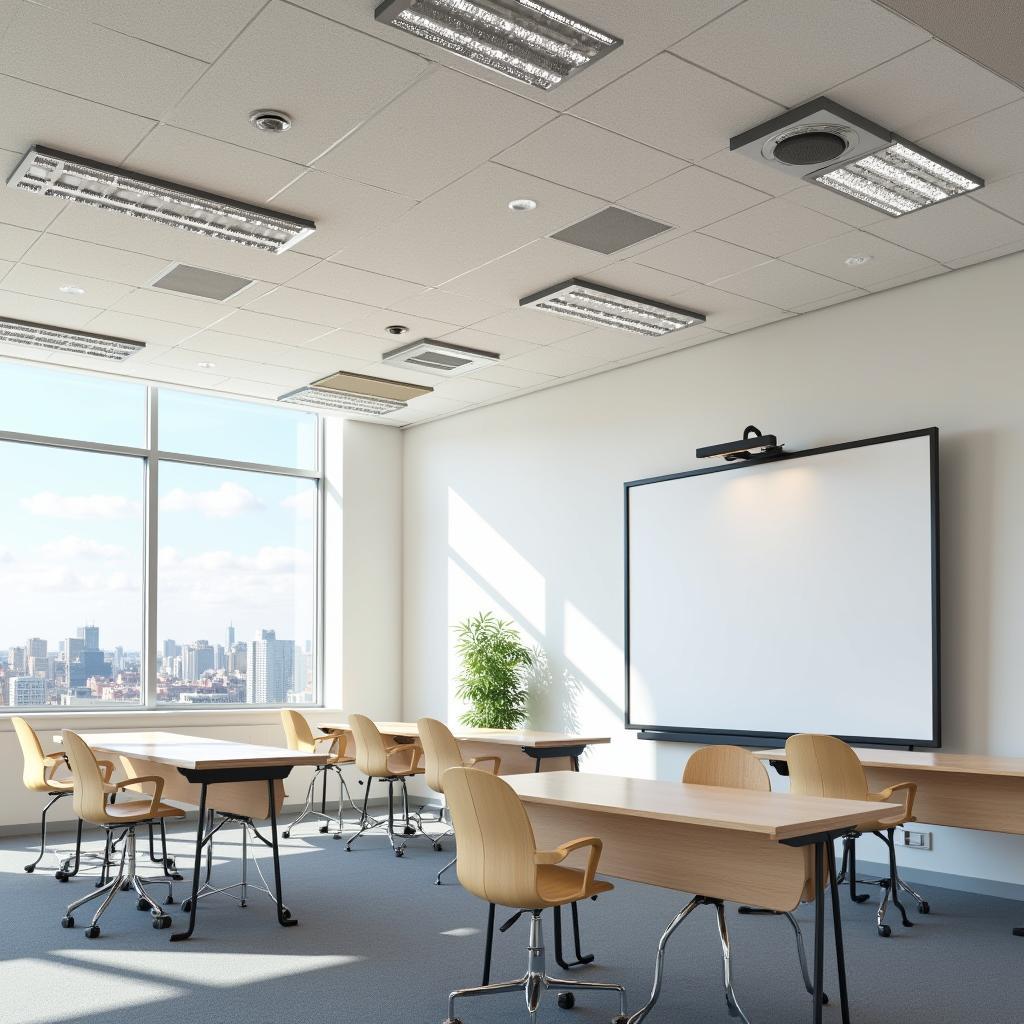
1 821 1022 1024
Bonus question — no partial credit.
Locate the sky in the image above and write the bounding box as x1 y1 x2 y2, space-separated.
0 361 317 654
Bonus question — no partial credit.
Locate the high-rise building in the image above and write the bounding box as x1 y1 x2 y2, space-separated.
10 676 45 706
64 637 85 666
77 625 100 651
26 638 47 661
182 641 214 681
248 630 294 704
214 644 225 672
226 623 236 648
8 646 26 674
163 639 180 659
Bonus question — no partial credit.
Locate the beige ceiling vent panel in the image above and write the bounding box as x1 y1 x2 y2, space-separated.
151 263 254 301
279 371 432 416
382 338 499 376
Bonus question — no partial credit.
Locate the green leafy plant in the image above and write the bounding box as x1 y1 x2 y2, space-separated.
454 612 533 729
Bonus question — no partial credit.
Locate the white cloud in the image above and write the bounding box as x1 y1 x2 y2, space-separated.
0 566 139 593
20 492 140 519
0 546 13 563
279 490 317 520
160 482 265 519
37 536 128 561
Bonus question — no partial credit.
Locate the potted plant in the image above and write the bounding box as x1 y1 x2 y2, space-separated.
454 612 533 729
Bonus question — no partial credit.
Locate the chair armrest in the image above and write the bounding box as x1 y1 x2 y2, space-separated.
535 836 603 900
42 753 66 782
384 743 422 773
96 760 115 783
117 775 165 816
316 730 348 757
466 755 502 774
869 780 917 819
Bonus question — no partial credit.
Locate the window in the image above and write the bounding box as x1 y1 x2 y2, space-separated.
0 360 321 710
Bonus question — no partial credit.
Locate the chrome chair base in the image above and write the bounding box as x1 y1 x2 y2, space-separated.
60 823 174 937
283 764 362 840
444 909 627 1024
344 775 435 857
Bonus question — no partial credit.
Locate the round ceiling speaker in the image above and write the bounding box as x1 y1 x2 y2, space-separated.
763 124 855 166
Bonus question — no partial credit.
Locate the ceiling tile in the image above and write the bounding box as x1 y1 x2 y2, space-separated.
973 172 1024 223
106 362 229 389
214 308 333 345
0 148 63 231
442 238 609 305
315 66 551 200
393 393 470 418
467 364 556 389
571 53 783 162
713 260 853 309
866 196 1024 264
666 281 787 331
3 3 205 119
671 0 928 107
0 259 13 283
85 310 198 345
0 74 154 164
300 329 402 363
337 307 458 345
702 197 849 256
214 378 289 401
920 99 1024 183
22 234 170 286
503 346 609 376
789 288 867 313
585 261 699 303
781 184 889 228
179 332 352 379
944 241 1024 270
633 232 771 283
288 261 423 306
0 289 98 328
0 263 133 309
782 229 941 287
334 163 604 286
125 126 306 206
427 377 520 403
622 165 769 232
437 328 541 359
167 1 427 164
243 287 374 327
0 223 38 261
386 289 505 327
112 289 231 329
471 307 592 344
33 0 267 63
697 148 802 197
149 346 312 387
495 116 685 202
863 265 947 291
828 40 1023 141
550 327 666 362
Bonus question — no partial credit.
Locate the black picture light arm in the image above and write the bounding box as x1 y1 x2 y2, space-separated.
696 425 784 461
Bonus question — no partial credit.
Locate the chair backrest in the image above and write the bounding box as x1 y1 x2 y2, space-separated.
62 730 110 823
280 709 316 753
12 716 53 792
417 718 465 794
349 714 392 777
682 745 771 792
785 734 870 802
444 766 543 909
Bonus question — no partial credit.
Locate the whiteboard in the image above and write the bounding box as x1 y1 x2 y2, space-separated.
625 430 939 746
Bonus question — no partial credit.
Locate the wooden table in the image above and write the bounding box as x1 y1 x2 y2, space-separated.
319 720 611 774
61 731 326 941
506 771 898 1024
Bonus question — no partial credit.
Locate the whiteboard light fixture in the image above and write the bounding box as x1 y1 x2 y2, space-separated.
696 425 782 462
8 145 316 253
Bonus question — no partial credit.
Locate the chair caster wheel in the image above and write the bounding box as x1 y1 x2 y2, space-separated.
319 825 329 834
153 916 172 930
121 881 131 891
171 873 184 881
282 831 291 839
394 847 405 858
85 925 101 939
851 894 869 903
612 1016 629 1024
24 865 34 873
55 871 69 882
181 899 192 913
433 842 443 852
333 833 342 840
822 993 829 1005
557 992 575 1009
281 909 292 921
919 901 930 914
165 896 176 906
403 826 416 836
137 899 150 912
61 916 74 928
878 924 891 937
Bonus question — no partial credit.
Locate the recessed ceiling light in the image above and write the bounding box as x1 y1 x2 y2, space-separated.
249 110 292 132
521 279 706 337
374 0 622 91
0 317 144 361
386 324 410 336
280 370 433 416
7 145 316 253
58 284 85 295
197 361 216 369
844 255 872 267
508 198 537 212
731 98 983 217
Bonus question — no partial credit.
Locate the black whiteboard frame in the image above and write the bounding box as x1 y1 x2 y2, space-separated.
623 427 941 749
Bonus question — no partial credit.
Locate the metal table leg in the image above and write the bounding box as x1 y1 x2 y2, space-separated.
171 782 208 942
826 840 851 1024
813 841 825 1024
266 779 296 927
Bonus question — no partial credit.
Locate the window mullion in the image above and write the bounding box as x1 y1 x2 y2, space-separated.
143 387 159 709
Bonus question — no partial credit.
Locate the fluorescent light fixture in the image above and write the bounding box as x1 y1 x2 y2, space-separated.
374 0 622 91
730 98 982 217
383 338 499 376
696 425 783 462
7 146 316 253
0 317 145 361
279 371 433 416
520 279 706 337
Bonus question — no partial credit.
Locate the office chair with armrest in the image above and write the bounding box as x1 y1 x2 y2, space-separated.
441 766 627 1024
59 729 185 938
785 733 926 937
12 716 114 879
280 709 360 840
344 714 431 857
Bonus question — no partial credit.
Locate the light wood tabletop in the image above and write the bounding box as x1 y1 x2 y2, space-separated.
756 747 1024 778
319 721 612 749
504 770 898 842
56 731 327 772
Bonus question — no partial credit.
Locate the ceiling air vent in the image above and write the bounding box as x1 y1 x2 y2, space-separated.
279 371 432 416
151 263 253 301
382 338 499 377
551 207 672 255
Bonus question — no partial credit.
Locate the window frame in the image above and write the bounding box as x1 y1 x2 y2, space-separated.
0 372 324 713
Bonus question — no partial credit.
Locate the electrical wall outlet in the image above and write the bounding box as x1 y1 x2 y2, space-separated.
898 828 932 850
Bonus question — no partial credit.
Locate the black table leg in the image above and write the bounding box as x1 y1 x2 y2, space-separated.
826 840 851 1024
571 755 580 772
482 902 496 985
171 782 208 942
267 779 296 927
813 840 825 1024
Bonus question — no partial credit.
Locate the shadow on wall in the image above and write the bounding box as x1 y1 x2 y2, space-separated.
523 646 581 737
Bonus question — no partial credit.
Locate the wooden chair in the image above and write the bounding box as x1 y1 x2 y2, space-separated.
59 729 185 938
417 717 500 884
785 733 926 937
345 714 430 857
280 709 358 840
12 716 114 879
441 766 627 1024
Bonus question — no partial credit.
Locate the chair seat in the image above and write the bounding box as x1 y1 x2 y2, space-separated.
857 811 913 832
537 865 614 907
102 801 187 824
42 778 75 793
325 753 356 766
380 766 425 778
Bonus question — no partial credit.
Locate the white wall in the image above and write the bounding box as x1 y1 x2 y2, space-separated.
0 418 403 832
402 250 1024 889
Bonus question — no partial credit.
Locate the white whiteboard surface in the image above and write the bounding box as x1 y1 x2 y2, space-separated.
626 432 937 744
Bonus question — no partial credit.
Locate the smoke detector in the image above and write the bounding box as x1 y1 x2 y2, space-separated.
382 338 499 377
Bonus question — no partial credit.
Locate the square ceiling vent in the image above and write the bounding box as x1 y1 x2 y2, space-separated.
151 263 253 301
551 207 672 254
382 338 499 376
